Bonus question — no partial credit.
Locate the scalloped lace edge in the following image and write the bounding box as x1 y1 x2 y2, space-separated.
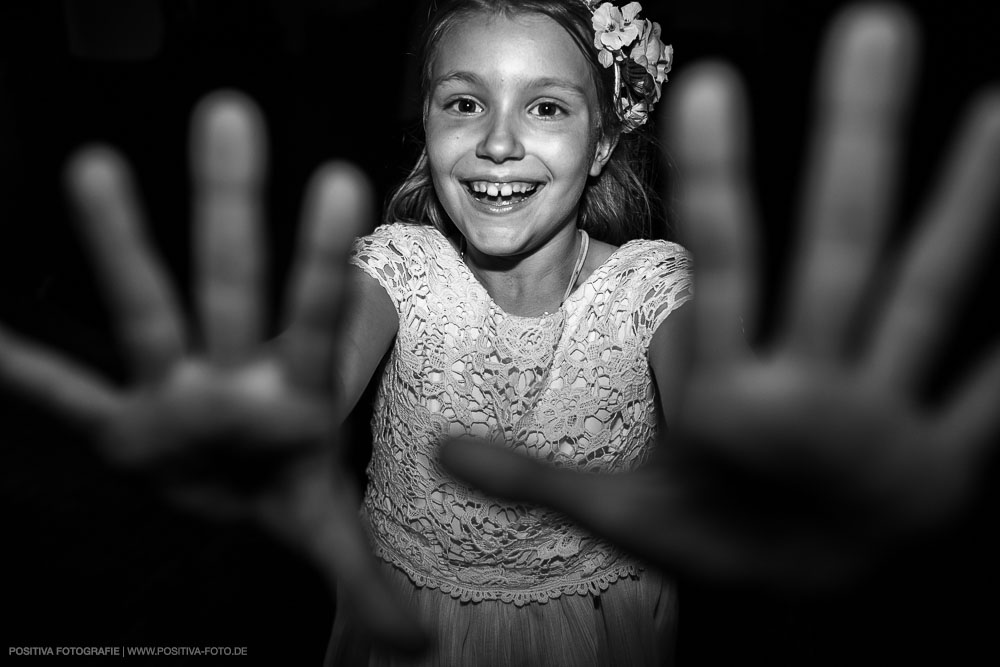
372 544 645 607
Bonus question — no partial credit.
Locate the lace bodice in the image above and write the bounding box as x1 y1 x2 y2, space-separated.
350 223 692 605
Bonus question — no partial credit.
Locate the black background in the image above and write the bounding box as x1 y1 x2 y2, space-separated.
2 1 999 664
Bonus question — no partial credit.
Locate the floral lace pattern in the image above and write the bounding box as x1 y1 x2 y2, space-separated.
350 224 692 605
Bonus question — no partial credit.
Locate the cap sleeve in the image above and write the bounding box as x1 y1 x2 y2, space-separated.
630 241 693 350
349 223 423 312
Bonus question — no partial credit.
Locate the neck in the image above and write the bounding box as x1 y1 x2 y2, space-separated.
463 225 582 317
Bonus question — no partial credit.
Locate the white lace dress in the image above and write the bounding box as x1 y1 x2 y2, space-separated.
327 223 692 667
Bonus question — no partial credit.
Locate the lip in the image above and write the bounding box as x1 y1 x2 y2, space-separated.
460 181 545 215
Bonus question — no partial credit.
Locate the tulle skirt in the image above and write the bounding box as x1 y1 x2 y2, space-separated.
325 559 677 667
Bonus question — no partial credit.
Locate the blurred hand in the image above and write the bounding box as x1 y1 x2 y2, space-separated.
442 4 1000 590
0 92 424 651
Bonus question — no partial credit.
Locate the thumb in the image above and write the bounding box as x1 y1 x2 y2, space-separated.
439 438 628 530
441 439 727 578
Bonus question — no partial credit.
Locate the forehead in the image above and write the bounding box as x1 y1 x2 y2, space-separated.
431 12 596 96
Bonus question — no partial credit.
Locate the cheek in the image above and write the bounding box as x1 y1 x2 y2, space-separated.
545 138 597 185
538 122 599 173
423 134 463 212
425 123 465 176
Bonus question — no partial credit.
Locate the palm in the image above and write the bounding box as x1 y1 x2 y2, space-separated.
653 362 959 586
0 92 423 649
442 5 1000 589
99 357 327 514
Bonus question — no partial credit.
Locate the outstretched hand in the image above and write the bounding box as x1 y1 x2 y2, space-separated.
442 5 1000 589
0 93 424 651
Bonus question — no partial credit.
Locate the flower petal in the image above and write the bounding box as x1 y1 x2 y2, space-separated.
621 23 640 45
630 43 646 66
600 32 625 50
637 18 652 41
592 3 617 31
598 48 614 68
621 2 643 22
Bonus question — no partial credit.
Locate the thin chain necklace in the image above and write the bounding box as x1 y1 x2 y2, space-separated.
460 229 590 314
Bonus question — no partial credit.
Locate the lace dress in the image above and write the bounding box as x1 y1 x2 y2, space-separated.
327 223 692 667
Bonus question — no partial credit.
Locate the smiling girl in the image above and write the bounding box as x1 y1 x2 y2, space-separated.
328 1 689 665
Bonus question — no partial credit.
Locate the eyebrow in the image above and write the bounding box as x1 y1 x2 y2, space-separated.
432 71 589 99
530 77 589 99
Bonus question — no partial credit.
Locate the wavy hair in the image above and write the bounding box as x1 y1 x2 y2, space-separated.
385 0 666 245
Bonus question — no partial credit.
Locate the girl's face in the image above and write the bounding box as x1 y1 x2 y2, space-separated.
425 12 614 258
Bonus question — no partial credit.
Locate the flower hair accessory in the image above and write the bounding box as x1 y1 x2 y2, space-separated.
584 1 673 133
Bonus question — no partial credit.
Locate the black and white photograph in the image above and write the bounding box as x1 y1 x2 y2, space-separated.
2 1 999 664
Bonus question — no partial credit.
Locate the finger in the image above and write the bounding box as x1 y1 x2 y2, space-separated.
0 323 121 428
939 344 1000 471
440 440 773 585
262 460 428 654
440 438 614 515
440 440 716 567
668 63 759 364
441 440 862 590
281 163 374 391
191 91 268 365
327 500 428 654
867 91 1000 389
782 5 918 359
440 439 690 565
66 147 187 381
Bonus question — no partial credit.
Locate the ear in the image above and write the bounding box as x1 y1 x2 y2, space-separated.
589 132 619 177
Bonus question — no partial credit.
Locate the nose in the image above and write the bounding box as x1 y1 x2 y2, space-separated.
476 110 525 163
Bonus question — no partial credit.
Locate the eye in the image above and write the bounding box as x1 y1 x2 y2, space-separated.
445 97 484 115
530 101 567 119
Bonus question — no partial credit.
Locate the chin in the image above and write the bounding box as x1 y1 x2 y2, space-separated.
459 223 528 257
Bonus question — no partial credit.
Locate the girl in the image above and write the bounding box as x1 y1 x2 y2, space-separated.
0 0 686 665
6 2 1000 666
328 1 688 664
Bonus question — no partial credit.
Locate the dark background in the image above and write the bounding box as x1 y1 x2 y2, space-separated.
1 0 999 664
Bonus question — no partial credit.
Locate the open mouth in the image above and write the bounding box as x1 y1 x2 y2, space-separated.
463 180 543 207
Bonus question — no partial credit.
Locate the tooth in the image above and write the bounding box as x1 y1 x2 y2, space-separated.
500 183 513 197
511 183 524 194
475 182 486 193
486 184 499 197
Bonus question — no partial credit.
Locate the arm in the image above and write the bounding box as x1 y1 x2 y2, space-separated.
648 301 695 426
275 264 398 422
332 266 398 419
